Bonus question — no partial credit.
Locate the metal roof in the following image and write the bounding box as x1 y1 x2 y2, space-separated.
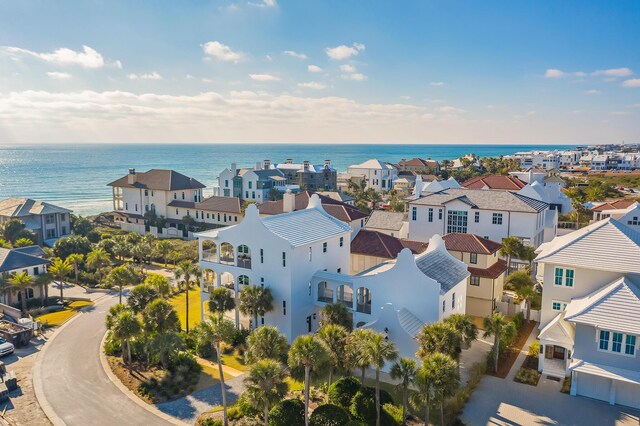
107 169 205 191
414 240 470 293
0 198 72 217
569 359 640 385
0 248 50 273
365 210 406 231
409 188 548 213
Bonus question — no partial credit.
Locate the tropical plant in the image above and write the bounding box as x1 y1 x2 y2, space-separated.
483 313 517 373
107 264 136 304
35 272 53 306
269 398 305 426
415 323 458 361
111 309 142 372
389 358 417 425
105 303 128 330
151 332 183 369
144 273 171 298
174 260 201 332
505 270 537 321
111 236 131 261
499 236 524 274
239 285 274 330
246 325 290 364
317 324 349 385
9 272 33 314
143 299 181 335
127 283 159 313
309 404 350 426
67 253 84 284
1 219 33 244
48 257 72 304
86 248 111 285
14 237 34 247
154 240 173 267
327 376 361 409
518 245 537 269
288 335 330 426
364 331 398 426
348 328 376 385
52 235 92 259
423 353 459 426
320 302 353 331
209 287 235 315
443 314 478 371
244 359 289 426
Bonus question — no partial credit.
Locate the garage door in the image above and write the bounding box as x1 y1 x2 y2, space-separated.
616 381 640 409
576 372 611 403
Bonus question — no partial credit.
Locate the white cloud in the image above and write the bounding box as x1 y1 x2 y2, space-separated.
592 67 632 77
574 71 587 77
249 0 277 7
298 82 327 90
340 64 356 73
437 106 465 114
202 78 213 83
202 41 244 63
545 69 566 78
341 73 367 81
585 89 601 95
46 72 72 80
186 74 195 80
400 95 411 100
284 50 307 60
2 45 110 68
249 73 280 82
265 55 273 62
610 111 631 116
127 72 163 80
308 65 322 73
325 43 365 60
430 81 445 86
622 78 640 88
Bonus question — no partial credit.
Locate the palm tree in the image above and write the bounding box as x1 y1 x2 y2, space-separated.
288 335 330 426
499 236 523 275
111 237 131 262
390 357 417 426
411 363 434 426
424 353 459 426
317 324 348 385
144 274 171 299
154 240 173 267
142 299 181 335
320 302 353 330
9 272 33 314
208 287 235 315
196 315 235 426
244 359 289 426
245 325 289 364
365 331 398 426
238 285 273 330
108 264 136 304
35 272 53 307
444 314 478 371
518 245 537 269
151 332 183 369
174 260 201 332
505 270 537 321
111 309 141 373
483 313 517 373
416 323 458 361
86 248 111 285
348 328 375 385
49 257 72 304
67 253 84 284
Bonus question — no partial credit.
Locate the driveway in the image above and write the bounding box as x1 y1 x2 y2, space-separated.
34 294 171 426
462 374 640 426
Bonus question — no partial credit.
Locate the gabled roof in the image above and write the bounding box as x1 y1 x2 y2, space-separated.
196 196 242 214
365 210 406 231
564 276 640 335
538 312 575 347
591 199 636 212
468 259 508 279
107 169 205 191
0 198 72 217
462 175 527 190
535 218 640 273
349 159 396 170
441 233 502 254
258 191 367 222
316 191 355 203
0 247 50 273
414 236 469 293
350 230 428 259
409 188 548 213
12 245 46 258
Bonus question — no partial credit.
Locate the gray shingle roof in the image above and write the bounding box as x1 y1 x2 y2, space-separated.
107 169 205 191
409 188 548 213
12 245 46 258
262 206 351 247
415 247 470 293
365 211 406 231
0 248 50 273
0 198 72 217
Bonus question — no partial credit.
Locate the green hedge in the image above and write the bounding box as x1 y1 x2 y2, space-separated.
350 387 396 425
328 376 361 408
269 399 305 426
309 404 350 426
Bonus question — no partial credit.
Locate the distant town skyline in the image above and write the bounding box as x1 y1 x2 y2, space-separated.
0 1 639 144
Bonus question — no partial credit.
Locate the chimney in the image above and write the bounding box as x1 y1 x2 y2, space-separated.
303 160 309 171
255 162 261 170
127 168 137 185
283 189 295 213
400 158 406 171
231 163 237 175
324 159 331 169
263 159 271 170
286 158 293 164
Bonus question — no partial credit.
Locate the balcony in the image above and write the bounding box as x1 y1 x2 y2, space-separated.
236 256 252 269
220 254 234 265
356 303 371 314
337 294 353 308
202 249 217 262
317 289 334 304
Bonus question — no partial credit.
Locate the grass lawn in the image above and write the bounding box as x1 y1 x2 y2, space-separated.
36 300 94 327
220 351 249 372
195 361 232 392
169 288 201 331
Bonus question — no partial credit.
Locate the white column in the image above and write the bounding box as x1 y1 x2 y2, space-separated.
570 372 577 396
234 276 240 328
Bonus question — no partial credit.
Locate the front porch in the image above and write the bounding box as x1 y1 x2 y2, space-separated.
538 312 575 378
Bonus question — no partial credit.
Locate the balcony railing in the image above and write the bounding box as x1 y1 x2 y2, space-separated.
236 257 252 269
202 249 217 262
337 295 353 308
220 254 234 265
356 303 371 314
317 289 333 304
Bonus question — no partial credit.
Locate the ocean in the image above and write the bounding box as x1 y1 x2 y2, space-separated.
0 143 575 216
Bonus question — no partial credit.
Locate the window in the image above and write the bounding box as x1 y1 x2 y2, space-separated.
438 209 443 220
470 276 480 286
599 330 610 350
308 247 312 261
412 207 417 221
283 300 286 315
340 237 344 247
552 301 567 311
428 208 433 222
447 210 468 233
625 335 636 356
565 269 574 287
474 212 480 223
492 213 503 225
323 242 327 253
282 252 286 267
46 229 56 239
135 204 138 212
125 203 128 210
173 193 177 200
628 216 639 226
34 267 39 275
554 268 564 286
60 213 66 221
225 179 229 187
252 191 255 199
260 249 264 263
176 209 179 215
144 189 148 196
442 300 446 313
248 181 252 189
182 192 185 200
612 332 623 353
61 226 67 235
470 252 477 264
452 293 456 309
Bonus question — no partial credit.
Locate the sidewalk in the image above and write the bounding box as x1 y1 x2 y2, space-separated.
505 323 537 381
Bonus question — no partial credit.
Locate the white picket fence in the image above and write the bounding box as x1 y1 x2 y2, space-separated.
496 299 540 322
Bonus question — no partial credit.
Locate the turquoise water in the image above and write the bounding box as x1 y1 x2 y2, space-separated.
0 143 574 216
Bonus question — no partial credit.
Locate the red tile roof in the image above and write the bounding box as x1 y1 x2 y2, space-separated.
350 230 428 259
258 191 368 222
591 199 636 212
441 233 502 254
462 175 527 190
196 196 242 213
468 258 508 279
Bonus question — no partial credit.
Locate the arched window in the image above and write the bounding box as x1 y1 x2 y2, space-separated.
317 281 333 303
237 245 251 269
356 287 372 314
336 285 353 308
220 242 234 265
238 275 250 286
202 240 217 262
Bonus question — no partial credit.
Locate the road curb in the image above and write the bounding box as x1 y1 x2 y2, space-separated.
98 328 191 426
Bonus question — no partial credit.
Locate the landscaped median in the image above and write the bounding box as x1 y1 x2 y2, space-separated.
35 300 94 327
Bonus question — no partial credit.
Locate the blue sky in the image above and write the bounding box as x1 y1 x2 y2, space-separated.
0 0 638 144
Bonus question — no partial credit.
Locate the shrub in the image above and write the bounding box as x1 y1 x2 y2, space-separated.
231 328 250 347
328 376 361 408
512 312 525 330
227 405 242 420
310 404 350 426
382 404 402 425
514 368 540 386
196 339 215 358
528 341 540 358
234 418 262 426
104 332 121 356
350 387 395 425
236 394 259 418
200 419 222 426
269 398 305 426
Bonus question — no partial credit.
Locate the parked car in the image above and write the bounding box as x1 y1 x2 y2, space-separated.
0 338 15 357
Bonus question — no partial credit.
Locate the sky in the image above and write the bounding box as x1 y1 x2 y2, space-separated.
0 0 639 145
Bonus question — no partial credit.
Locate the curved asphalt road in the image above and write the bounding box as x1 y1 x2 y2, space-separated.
36 295 170 426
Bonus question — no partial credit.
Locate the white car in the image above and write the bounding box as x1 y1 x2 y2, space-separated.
0 338 15 357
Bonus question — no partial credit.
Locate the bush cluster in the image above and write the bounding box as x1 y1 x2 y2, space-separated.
139 352 202 402
269 398 305 426
349 387 395 425
327 376 361 408
309 404 350 426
